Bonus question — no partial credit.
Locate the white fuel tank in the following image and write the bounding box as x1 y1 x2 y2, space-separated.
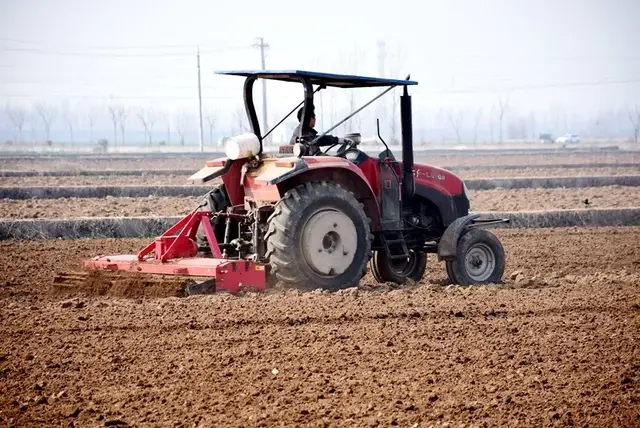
224 133 261 160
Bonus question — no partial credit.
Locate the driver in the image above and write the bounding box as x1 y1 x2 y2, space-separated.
289 105 344 147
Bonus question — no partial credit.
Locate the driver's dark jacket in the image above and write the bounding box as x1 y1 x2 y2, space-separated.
289 124 340 147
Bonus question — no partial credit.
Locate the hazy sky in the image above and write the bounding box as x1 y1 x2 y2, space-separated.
1 0 639 136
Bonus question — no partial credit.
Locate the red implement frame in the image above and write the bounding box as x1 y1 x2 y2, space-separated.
82 208 267 294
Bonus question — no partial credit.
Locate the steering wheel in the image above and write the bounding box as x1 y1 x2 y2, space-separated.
319 138 354 157
335 139 354 157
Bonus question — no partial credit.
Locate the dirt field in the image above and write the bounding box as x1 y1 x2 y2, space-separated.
0 227 639 427
0 196 202 219
468 185 640 211
2 151 639 172
2 186 639 219
2 166 639 187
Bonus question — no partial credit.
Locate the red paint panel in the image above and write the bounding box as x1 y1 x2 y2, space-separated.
221 159 246 206
356 157 381 197
400 161 464 196
244 178 281 201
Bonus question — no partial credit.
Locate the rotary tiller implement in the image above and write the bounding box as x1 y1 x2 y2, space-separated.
76 207 267 295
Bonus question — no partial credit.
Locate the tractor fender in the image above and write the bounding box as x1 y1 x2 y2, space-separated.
268 157 382 231
437 213 481 261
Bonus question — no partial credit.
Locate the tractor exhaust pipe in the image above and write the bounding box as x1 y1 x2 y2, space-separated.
400 85 415 199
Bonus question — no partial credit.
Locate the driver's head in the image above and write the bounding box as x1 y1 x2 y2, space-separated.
297 106 316 128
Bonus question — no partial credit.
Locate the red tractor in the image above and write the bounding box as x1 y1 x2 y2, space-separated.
80 70 508 294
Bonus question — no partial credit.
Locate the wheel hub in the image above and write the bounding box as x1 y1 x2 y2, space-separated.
464 243 496 282
301 209 358 277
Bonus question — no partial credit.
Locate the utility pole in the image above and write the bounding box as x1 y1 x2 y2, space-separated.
197 46 204 152
253 37 269 146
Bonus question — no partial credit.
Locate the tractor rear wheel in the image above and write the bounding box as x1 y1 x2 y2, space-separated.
265 181 373 291
445 228 505 285
370 250 427 284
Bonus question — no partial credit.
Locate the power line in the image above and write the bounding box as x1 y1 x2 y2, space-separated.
1 45 252 58
0 94 237 100
0 36 252 51
420 77 640 95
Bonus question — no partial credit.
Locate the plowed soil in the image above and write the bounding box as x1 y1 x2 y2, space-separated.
2 166 639 187
1 227 639 427
0 196 202 219
2 151 639 171
468 185 640 211
2 186 639 219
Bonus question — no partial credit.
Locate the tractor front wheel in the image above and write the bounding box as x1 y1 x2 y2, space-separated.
265 181 373 291
370 250 427 284
445 228 505 285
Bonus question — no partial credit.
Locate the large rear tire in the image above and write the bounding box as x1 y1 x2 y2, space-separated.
370 250 427 284
445 228 505 285
265 181 373 291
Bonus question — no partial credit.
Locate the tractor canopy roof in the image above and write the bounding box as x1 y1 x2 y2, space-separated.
215 69 418 88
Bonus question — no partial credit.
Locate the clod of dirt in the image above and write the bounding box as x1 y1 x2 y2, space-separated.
104 420 128 427
23 353 34 361
485 384 498 393
69 408 81 418
510 270 524 280
33 395 48 405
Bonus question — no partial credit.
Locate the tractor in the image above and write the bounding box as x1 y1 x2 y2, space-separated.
77 69 508 294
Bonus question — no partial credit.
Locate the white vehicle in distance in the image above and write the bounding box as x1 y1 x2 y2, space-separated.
555 133 580 144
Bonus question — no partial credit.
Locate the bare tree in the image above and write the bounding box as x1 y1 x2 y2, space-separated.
61 105 74 146
137 106 156 146
342 43 364 133
627 104 639 143
528 111 537 141
116 105 128 147
495 94 510 143
387 43 406 143
107 102 119 147
233 105 248 135
5 103 27 143
472 108 483 144
205 109 217 146
87 111 95 144
447 109 465 143
34 102 57 142
175 111 191 146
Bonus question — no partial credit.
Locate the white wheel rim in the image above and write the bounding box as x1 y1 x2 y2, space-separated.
301 208 358 277
464 243 495 282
